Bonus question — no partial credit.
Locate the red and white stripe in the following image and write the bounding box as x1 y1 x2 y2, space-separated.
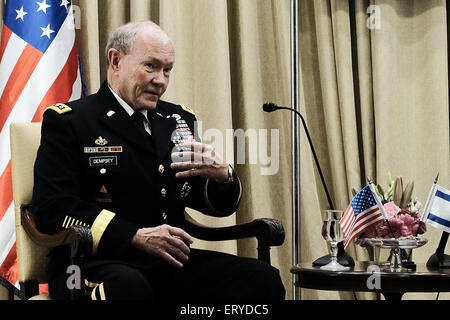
340 205 384 250
0 9 82 292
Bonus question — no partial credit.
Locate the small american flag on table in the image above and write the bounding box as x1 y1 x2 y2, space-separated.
340 185 387 249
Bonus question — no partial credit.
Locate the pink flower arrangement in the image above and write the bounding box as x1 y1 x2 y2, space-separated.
357 172 426 242
360 201 426 239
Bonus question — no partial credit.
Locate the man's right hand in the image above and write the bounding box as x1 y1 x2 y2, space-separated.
131 224 194 268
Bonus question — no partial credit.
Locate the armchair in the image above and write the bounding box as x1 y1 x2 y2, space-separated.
10 123 285 300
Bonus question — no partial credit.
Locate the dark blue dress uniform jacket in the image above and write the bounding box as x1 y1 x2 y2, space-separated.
32 81 242 271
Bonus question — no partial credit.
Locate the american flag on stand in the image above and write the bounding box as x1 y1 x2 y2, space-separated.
0 0 84 297
339 185 387 249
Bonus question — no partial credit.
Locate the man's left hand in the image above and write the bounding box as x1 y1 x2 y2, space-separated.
170 141 229 183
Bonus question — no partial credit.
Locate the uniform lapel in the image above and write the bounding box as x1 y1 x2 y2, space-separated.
96 82 155 154
148 108 177 160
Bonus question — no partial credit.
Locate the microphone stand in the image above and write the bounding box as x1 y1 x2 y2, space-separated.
263 103 354 267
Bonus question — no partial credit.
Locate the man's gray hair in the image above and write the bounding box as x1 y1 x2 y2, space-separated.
105 20 169 64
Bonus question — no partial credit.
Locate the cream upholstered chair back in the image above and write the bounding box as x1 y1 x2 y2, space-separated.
9 123 49 296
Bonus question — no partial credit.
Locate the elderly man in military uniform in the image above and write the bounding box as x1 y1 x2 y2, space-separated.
32 20 285 301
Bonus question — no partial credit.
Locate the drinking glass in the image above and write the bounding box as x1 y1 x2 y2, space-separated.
320 210 350 271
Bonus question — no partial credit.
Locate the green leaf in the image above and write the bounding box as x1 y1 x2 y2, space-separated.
386 171 393 188
376 184 385 198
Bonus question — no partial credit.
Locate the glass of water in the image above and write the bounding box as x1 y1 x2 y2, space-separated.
320 210 350 271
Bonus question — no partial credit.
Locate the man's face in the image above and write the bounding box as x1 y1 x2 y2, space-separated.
114 30 175 110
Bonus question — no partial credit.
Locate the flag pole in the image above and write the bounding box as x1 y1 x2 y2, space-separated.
368 179 396 238
417 173 439 237
407 173 439 262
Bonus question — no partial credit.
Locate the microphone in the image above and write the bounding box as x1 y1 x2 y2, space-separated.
262 102 334 210
262 103 279 112
263 102 354 267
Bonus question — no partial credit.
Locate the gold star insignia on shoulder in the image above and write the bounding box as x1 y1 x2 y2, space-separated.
45 103 72 114
180 104 195 116
95 136 108 146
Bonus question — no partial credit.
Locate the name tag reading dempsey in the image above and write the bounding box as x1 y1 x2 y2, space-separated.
89 156 118 167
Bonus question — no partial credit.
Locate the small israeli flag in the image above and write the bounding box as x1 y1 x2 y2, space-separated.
421 184 450 233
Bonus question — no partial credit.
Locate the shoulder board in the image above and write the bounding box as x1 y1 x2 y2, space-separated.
180 104 195 116
45 103 72 115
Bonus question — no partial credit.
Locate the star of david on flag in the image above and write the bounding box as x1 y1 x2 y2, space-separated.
340 185 387 249
0 0 85 296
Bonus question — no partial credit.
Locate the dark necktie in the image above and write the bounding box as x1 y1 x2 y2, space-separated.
131 112 153 144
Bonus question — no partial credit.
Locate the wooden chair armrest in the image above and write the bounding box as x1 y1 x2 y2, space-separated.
20 204 92 300
183 212 285 247
20 204 93 258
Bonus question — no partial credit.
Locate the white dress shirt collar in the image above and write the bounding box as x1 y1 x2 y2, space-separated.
108 85 151 135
